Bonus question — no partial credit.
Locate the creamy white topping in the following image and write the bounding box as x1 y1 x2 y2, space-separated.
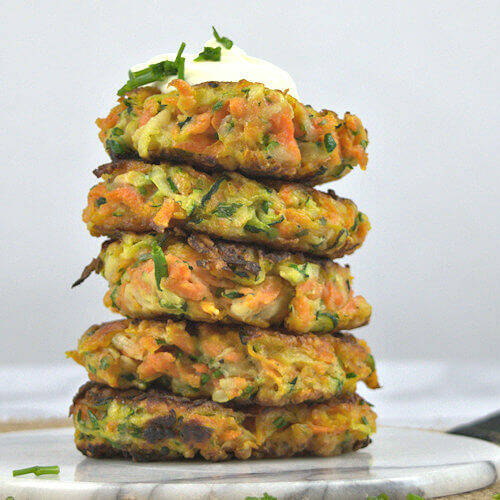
131 38 299 99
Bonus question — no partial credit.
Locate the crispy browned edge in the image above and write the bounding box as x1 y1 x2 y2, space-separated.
70 382 372 460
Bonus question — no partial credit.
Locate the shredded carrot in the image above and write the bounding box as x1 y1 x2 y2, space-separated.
323 281 346 309
229 97 248 118
164 254 209 301
153 198 176 229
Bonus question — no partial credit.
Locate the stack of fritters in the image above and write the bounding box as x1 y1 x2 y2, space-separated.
69 79 378 461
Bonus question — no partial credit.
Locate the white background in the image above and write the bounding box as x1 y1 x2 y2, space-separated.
0 0 498 366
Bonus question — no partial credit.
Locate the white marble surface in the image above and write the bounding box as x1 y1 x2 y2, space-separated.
1 360 499 430
0 427 498 499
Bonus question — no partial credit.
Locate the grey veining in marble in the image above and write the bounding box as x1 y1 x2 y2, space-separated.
0 427 498 499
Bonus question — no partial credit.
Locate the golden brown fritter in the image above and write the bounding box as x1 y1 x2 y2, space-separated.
75 232 371 334
67 319 379 406
96 80 368 185
71 382 376 461
83 160 370 259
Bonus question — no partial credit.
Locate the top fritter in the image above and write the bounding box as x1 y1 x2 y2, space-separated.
97 80 368 185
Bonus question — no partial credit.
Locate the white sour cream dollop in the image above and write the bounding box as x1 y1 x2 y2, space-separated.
130 38 299 99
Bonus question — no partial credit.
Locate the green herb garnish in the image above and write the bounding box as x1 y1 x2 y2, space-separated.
361 416 369 425
324 133 337 153
13 465 60 477
151 240 168 290
212 101 224 111
117 42 186 95
245 493 277 500
346 372 356 379
195 46 221 62
212 26 233 49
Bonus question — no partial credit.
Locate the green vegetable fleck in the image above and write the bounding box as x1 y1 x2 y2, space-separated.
324 133 337 153
151 241 168 290
272 416 288 429
167 177 179 193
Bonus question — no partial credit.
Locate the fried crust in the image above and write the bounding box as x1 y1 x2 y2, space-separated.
71 382 376 461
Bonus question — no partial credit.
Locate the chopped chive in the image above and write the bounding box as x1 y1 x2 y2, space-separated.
200 374 210 385
324 133 337 153
175 42 186 66
367 354 376 374
212 101 224 111
13 465 60 477
212 26 233 49
155 338 167 345
117 41 186 95
361 416 369 425
346 372 357 379
151 240 168 290
167 177 179 193
195 46 221 62
177 56 185 80
199 177 226 208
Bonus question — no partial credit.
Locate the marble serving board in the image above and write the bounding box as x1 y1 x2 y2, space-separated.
0 426 498 499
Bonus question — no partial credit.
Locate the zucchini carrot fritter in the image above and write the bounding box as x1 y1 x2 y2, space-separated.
96 80 368 185
83 159 370 259
71 382 376 461
67 319 379 406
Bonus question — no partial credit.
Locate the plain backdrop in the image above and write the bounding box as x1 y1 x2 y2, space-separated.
0 0 498 365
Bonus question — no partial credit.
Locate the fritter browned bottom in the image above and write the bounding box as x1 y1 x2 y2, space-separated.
71 382 376 462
